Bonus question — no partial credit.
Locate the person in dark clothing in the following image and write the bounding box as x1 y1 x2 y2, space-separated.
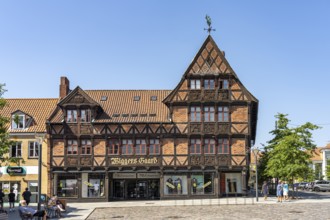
0 189 4 211
22 188 32 205
8 189 15 212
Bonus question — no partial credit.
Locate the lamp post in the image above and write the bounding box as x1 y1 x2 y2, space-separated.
252 147 259 202
35 134 45 212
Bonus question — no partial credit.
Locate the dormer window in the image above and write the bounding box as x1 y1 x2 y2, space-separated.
81 109 91 123
67 110 77 123
11 114 25 129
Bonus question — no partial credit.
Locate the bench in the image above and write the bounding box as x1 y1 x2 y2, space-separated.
18 209 35 220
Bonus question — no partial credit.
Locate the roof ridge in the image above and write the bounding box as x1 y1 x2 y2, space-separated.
3 98 59 100
85 89 172 91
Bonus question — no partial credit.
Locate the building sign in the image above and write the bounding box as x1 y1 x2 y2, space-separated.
110 157 159 166
6 167 26 175
113 173 136 179
137 173 161 179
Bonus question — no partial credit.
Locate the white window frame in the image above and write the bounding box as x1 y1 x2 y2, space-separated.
11 142 22 158
28 141 39 158
11 114 25 129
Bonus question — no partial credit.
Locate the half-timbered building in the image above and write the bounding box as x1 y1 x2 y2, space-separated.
47 35 258 201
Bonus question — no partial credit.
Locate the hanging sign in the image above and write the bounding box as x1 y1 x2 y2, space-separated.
6 167 26 175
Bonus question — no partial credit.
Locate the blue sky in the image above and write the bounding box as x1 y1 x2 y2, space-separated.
1 1 330 148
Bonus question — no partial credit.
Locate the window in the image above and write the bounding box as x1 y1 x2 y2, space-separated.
122 139 133 155
29 142 39 158
190 79 201 89
204 139 215 154
100 96 107 101
151 96 157 101
191 173 214 195
164 175 188 195
81 109 91 123
11 142 22 157
135 139 146 155
204 79 215 90
81 140 91 155
190 139 201 154
204 106 215 122
109 139 119 155
218 138 229 154
56 173 79 198
67 140 78 155
218 107 229 122
134 96 140 101
67 110 77 123
219 79 229 89
81 173 105 198
149 139 160 155
11 114 25 129
190 107 201 122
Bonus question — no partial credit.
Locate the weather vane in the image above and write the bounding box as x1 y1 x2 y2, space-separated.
204 15 216 35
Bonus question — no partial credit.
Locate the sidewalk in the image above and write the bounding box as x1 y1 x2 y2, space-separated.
4 196 330 220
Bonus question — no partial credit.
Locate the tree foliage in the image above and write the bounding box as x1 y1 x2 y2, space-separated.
326 160 330 180
260 113 319 183
0 84 19 166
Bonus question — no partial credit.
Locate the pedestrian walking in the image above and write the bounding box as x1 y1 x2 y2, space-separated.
0 189 4 211
283 181 289 201
261 181 269 200
22 188 32 206
276 181 283 203
8 189 15 212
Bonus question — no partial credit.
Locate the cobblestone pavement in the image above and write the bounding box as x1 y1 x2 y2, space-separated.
87 200 330 220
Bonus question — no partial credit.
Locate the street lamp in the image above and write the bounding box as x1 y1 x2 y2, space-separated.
35 133 45 212
252 147 259 202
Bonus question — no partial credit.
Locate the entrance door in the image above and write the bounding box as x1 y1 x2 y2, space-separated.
136 181 148 199
113 180 125 199
28 181 38 203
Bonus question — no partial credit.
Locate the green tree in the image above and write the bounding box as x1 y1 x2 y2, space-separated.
0 84 20 166
263 113 319 183
326 159 330 180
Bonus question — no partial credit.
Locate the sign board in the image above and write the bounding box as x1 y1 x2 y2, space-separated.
110 157 159 166
113 173 136 179
39 194 47 204
137 173 160 179
6 167 26 175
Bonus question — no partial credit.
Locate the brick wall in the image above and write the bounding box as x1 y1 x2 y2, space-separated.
172 106 188 123
231 106 248 122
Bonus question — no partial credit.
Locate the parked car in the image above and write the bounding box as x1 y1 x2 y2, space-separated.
312 180 330 192
298 182 308 190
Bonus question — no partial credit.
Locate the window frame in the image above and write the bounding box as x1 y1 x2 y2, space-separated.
121 139 133 155
218 106 229 122
218 138 229 154
109 139 119 155
190 139 201 154
149 139 160 155
81 140 92 155
28 141 39 158
67 110 78 123
80 109 91 123
190 79 201 90
204 139 215 154
190 106 201 122
135 139 146 155
67 140 78 155
219 79 229 90
204 106 215 122
11 142 22 158
11 114 25 129
204 79 215 90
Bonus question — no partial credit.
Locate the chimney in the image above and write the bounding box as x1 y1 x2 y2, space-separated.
59 76 70 98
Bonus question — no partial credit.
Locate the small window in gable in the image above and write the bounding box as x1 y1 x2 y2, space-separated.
11 114 25 129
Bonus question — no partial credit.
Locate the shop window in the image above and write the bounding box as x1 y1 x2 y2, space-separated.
109 139 119 155
81 140 91 155
0 182 20 202
190 106 201 122
67 140 78 155
66 110 77 123
81 109 91 123
204 79 215 90
122 139 133 155
190 139 201 154
28 142 39 158
218 106 229 122
191 173 214 195
190 79 201 90
149 139 160 155
204 139 215 154
226 173 242 194
164 175 187 195
11 114 25 129
218 138 229 154
81 173 105 198
56 174 79 198
135 139 146 155
204 106 215 122
11 142 22 158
